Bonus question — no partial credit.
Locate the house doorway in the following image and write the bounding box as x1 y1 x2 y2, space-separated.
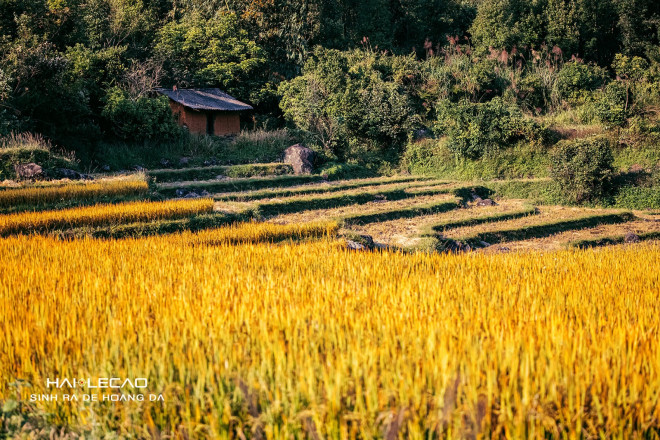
206 113 215 135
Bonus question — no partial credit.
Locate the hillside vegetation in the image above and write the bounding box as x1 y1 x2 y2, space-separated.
0 1 658 204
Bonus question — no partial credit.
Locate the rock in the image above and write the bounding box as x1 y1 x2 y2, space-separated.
629 164 645 173
346 240 366 250
373 194 387 203
179 157 190 166
200 190 211 197
479 241 491 247
132 165 146 172
624 232 640 243
14 163 44 180
439 239 472 253
101 165 111 172
476 198 497 207
159 158 172 167
283 144 315 175
360 234 374 247
55 168 93 180
184 192 200 198
203 158 217 166
413 128 431 140
215 175 229 180
175 189 186 197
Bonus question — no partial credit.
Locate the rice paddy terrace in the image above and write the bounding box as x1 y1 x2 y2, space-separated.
157 163 660 251
1 161 658 249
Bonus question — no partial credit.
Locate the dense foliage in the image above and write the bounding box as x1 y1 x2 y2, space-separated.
550 136 615 202
0 0 659 176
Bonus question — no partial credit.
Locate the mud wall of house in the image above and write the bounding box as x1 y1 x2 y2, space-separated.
169 102 207 134
213 112 241 136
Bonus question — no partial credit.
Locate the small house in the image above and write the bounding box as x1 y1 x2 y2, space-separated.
156 88 253 136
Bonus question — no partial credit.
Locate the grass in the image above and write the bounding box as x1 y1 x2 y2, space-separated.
55 215 338 242
149 163 293 183
215 176 432 202
55 212 243 240
254 183 455 218
158 175 325 195
403 138 552 180
341 200 460 225
91 129 293 171
455 212 635 247
570 231 660 248
429 207 539 232
611 186 660 210
0 133 78 180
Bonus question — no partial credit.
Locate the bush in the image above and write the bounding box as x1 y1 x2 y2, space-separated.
435 97 548 160
595 82 629 129
218 129 293 164
102 88 181 141
317 162 376 180
402 137 551 180
0 133 77 180
550 137 615 203
557 62 607 102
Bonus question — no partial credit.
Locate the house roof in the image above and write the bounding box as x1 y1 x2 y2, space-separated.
156 88 253 112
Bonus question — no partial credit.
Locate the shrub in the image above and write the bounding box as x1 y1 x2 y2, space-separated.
225 129 292 163
515 73 547 113
595 82 629 129
402 137 551 180
317 162 376 180
102 88 181 141
0 133 77 180
557 62 607 102
435 97 547 159
550 137 615 203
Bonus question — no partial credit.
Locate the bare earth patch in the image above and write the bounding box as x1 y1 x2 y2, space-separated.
348 199 530 247
268 193 458 224
442 206 627 239
480 219 660 253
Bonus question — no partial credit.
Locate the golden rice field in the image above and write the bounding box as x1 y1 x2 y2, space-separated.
0 174 149 209
0 198 213 236
1 223 659 439
177 220 339 245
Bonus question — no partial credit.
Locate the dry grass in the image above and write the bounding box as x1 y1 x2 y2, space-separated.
349 200 530 247
481 219 660 253
214 180 453 218
215 176 432 201
269 193 458 224
442 205 626 240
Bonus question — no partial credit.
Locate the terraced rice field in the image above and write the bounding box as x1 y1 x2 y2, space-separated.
151 164 659 252
1 162 657 250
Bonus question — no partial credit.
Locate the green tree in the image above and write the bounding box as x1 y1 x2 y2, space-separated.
469 0 546 50
279 47 417 164
154 12 265 102
101 87 179 141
